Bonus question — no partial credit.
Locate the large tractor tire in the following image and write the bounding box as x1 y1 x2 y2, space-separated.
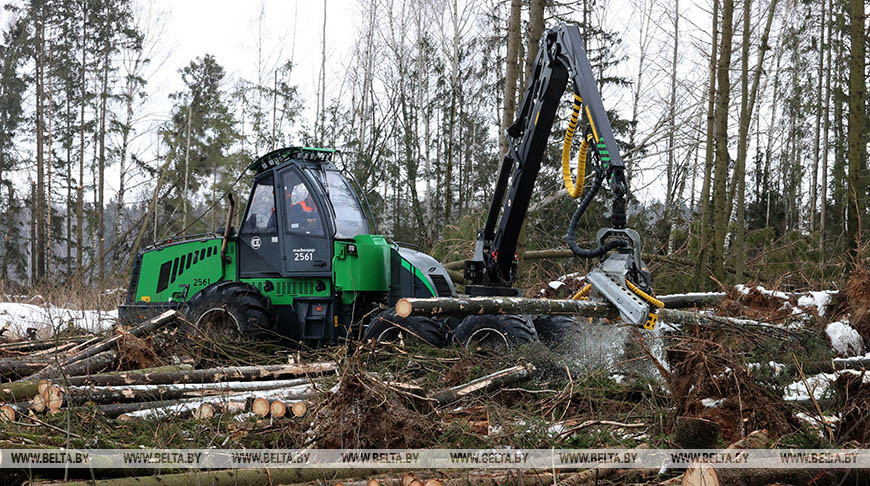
452 314 537 351
532 315 578 348
182 281 277 340
363 309 446 347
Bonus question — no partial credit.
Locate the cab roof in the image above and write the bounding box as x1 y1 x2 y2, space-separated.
246 146 337 175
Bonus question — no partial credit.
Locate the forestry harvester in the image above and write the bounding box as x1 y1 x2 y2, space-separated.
119 23 660 347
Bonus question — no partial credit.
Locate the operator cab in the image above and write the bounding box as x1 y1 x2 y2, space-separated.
238 147 371 278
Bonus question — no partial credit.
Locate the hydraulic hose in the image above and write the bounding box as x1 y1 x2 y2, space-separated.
565 169 626 258
561 95 592 199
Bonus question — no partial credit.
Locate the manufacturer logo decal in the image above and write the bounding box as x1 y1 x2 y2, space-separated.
251 236 261 250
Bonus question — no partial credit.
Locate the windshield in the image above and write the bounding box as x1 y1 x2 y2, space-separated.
322 170 370 238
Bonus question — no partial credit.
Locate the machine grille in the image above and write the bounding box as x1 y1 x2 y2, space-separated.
429 274 452 296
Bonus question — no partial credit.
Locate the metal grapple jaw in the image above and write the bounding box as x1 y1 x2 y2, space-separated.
585 228 660 329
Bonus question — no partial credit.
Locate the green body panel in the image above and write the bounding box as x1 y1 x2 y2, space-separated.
240 278 332 305
134 238 236 303
333 235 391 298
401 259 436 297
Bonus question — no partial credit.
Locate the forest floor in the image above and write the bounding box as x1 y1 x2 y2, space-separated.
1 270 870 485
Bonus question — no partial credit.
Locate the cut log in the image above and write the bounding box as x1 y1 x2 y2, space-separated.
682 467 868 486
53 362 336 387
0 335 94 353
0 359 50 379
89 385 315 418
31 467 405 486
251 397 270 417
423 480 443 486
45 386 63 412
674 416 720 449
270 400 286 418
37 380 50 397
0 405 14 422
445 250 710 272
62 378 316 406
0 366 194 403
396 297 781 332
31 393 45 413
396 296 615 319
24 310 178 381
402 473 418 486
57 349 117 378
193 403 215 420
431 364 534 405
658 292 726 308
291 400 307 417
366 481 380 486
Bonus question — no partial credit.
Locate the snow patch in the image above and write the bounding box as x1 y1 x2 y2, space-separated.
826 321 865 357
701 398 725 408
784 370 870 401
797 291 836 317
0 302 117 339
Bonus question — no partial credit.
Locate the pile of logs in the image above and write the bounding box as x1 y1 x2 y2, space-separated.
0 310 337 421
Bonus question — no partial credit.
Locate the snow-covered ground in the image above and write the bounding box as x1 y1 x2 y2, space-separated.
783 370 870 402
0 302 117 339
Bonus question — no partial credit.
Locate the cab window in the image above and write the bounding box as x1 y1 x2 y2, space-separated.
241 175 276 234
324 170 370 238
282 170 324 237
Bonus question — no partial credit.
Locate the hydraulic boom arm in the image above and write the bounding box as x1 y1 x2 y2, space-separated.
464 23 658 328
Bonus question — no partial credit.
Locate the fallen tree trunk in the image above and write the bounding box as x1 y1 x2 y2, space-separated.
0 335 95 353
56 349 117 378
396 297 756 330
24 310 179 381
0 365 193 402
91 384 317 418
396 297 616 320
658 292 726 308
443 250 707 272
682 465 869 486
33 468 404 486
431 364 534 405
0 359 49 379
63 377 316 405
54 361 337 387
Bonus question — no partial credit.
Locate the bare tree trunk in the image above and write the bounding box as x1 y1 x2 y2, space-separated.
819 0 832 262
444 0 461 224
810 2 825 234
710 0 734 282
319 0 327 145
76 4 86 275
29 182 36 284
663 0 679 248
116 82 135 265
182 102 191 230
845 0 866 257
45 43 54 280
500 0 521 160
97 39 109 281
524 0 545 82
732 0 779 281
694 0 719 287
35 9 45 282
65 84 72 278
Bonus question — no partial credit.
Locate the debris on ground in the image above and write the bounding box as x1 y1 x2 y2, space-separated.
1 280 870 484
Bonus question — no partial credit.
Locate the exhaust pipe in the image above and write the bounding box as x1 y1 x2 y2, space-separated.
220 193 235 264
